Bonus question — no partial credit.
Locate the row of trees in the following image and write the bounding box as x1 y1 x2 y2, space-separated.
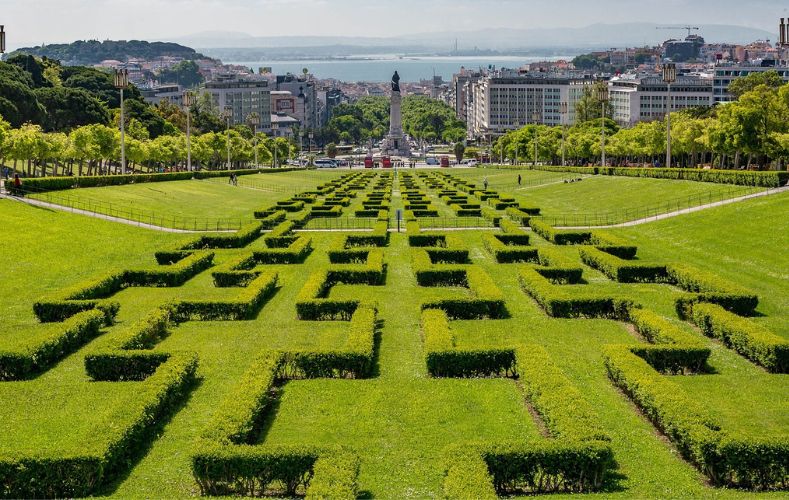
318 95 466 146
0 117 296 177
492 73 789 169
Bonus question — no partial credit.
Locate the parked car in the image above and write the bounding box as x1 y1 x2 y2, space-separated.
314 159 338 168
426 157 439 166
465 159 478 167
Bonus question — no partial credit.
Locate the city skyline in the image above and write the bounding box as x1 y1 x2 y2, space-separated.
1 0 787 48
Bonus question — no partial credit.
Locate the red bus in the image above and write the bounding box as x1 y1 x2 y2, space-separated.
364 155 374 168
440 156 450 168
382 156 392 168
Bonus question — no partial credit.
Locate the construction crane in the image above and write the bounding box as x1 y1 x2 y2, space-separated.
657 26 700 38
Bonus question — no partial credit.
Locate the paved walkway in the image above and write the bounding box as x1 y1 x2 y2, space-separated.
557 185 789 229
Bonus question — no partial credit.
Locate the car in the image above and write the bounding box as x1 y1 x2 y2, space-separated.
465 159 478 167
426 157 439 166
314 159 338 168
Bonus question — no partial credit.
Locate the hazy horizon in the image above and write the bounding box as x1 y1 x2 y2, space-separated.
2 0 787 49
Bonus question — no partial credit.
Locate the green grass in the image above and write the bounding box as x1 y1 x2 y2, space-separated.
27 170 347 230
0 172 786 498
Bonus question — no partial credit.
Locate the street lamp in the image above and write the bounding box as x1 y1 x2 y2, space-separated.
532 111 540 167
663 62 677 168
514 121 520 166
114 68 129 175
183 91 194 171
560 102 568 167
247 112 260 168
308 131 314 156
0 26 6 55
597 85 609 167
222 107 232 171
300 130 305 166
271 121 279 168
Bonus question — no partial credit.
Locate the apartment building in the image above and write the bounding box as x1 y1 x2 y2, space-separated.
204 77 271 129
608 75 713 127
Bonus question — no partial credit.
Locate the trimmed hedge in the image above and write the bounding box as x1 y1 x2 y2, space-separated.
422 267 508 319
182 221 264 249
0 352 197 498
344 221 389 248
422 309 516 377
444 441 614 496
529 165 789 187
170 271 279 321
516 346 610 442
590 231 638 259
85 350 171 382
626 307 710 374
505 207 533 226
519 267 631 319
690 303 789 373
579 247 668 283
668 263 759 317
0 310 105 381
529 219 591 245
483 234 538 264
8 168 294 195
263 220 297 248
253 210 287 229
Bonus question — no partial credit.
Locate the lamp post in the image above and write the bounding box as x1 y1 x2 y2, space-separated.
532 111 540 167
271 122 279 168
114 68 129 175
308 131 314 156
183 91 194 171
223 107 232 171
514 121 520 166
663 62 677 168
300 130 305 166
0 25 6 55
598 85 609 167
248 112 260 168
560 101 568 167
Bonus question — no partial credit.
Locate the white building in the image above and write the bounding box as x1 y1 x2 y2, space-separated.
609 75 713 127
467 73 597 139
204 78 271 129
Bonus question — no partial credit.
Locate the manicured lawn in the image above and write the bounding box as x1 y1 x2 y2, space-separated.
0 170 785 498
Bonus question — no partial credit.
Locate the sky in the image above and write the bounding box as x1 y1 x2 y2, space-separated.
2 0 788 48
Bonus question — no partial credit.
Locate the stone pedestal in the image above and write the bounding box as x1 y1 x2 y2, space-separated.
382 88 411 157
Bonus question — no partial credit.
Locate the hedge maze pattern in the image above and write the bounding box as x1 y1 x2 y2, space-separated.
1 169 787 498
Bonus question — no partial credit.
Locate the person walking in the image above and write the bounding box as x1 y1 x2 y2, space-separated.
483 176 489 190
517 174 522 186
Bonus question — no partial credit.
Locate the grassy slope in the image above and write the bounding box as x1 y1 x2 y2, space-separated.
27 170 347 228
0 175 786 498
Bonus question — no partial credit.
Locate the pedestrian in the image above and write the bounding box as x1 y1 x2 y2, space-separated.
13 173 21 193
517 174 521 186
483 176 489 190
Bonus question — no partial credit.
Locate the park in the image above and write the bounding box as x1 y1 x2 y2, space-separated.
0 164 786 498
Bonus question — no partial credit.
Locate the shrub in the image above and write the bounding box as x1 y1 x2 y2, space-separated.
442 446 498 500
170 271 278 321
182 221 264 249
0 310 105 381
505 207 532 226
516 346 609 442
529 219 591 245
264 221 297 248
254 210 287 229
590 231 638 259
690 303 789 373
422 267 508 319
253 237 313 265
530 165 789 187
85 350 171 381
579 247 668 283
668 263 758 317
483 234 538 264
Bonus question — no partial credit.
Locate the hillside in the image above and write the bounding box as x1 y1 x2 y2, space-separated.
8 39 209 66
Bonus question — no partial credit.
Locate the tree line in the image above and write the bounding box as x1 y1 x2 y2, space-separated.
493 74 789 170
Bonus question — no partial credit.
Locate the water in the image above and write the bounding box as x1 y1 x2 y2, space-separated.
225 56 573 83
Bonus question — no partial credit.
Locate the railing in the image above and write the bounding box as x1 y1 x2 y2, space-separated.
17 187 253 231
303 216 495 231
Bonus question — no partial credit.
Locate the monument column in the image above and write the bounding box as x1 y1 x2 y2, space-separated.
383 70 411 157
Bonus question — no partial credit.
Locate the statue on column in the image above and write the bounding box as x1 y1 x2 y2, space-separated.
391 71 400 92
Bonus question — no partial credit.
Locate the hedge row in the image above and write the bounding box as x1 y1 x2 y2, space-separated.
668 263 759 317
412 250 467 287
263 221 297 248
690 303 789 373
516 346 610 442
422 267 508 319
443 441 614 496
626 307 710 374
0 352 197 498
85 350 171 382
519 267 631 319
406 221 447 248
529 165 789 187
10 168 294 195
589 231 638 259
421 309 516 377
529 219 592 245
182 221 264 250
483 234 539 264
579 247 668 283
253 209 287 229
535 248 584 283
170 271 278 321
281 304 377 379
604 345 788 489
344 221 389 248
0 310 104 381
505 207 533 226
310 204 343 218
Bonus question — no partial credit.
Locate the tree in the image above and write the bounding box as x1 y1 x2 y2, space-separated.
326 142 338 158
454 142 466 162
34 87 110 131
727 70 785 100
575 82 614 124
157 60 204 88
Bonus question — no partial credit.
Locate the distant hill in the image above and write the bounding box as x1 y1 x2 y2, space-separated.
171 23 776 52
8 40 210 66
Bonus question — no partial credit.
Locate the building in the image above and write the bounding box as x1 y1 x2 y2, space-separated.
466 73 597 139
712 63 789 102
204 78 271 129
275 75 319 129
608 75 713 127
140 84 183 107
319 88 345 125
663 35 705 62
450 68 484 122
